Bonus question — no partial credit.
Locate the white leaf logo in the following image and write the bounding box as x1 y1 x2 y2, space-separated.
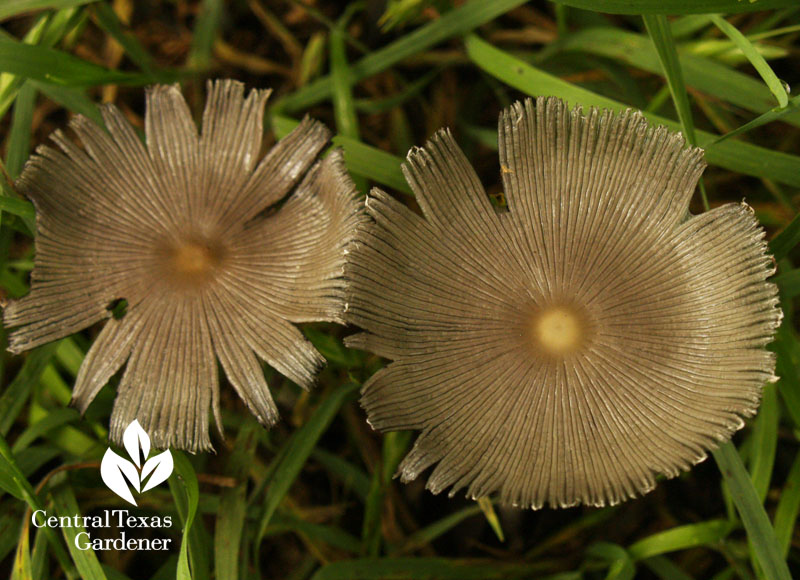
100 448 140 505
123 419 150 467
141 450 173 492
100 421 173 505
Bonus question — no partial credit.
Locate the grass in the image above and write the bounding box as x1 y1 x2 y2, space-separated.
0 1 799 579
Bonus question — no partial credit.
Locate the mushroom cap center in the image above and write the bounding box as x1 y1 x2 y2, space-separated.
530 306 585 356
172 242 216 275
159 237 226 288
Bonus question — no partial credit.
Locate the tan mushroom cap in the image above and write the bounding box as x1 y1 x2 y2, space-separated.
346 97 782 509
5 80 365 452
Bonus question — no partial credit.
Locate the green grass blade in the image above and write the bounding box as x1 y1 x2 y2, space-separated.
0 344 59 436
330 27 359 139
32 81 104 126
5 81 36 179
0 194 35 232
379 0 431 32
712 441 791 580
549 0 799 14
642 14 707 209
769 212 800 260
361 464 382 556
169 451 201 580
392 504 482 555
271 114 301 139
747 7 800 35
50 482 107 580
255 382 359 543
10 513 32 580
586 542 635 580
54 337 85 378
0 8 81 119
641 556 694 580
1 513 21 562
0 19 45 119
214 421 258 580
189 0 223 70
0 463 25 501
0 434 77 579
27 5 82 47
10 447 60 483
555 4 568 37
272 114 410 194
0 268 30 298
773 450 800 558
710 95 800 145
477 498 504 542
747 383 778 503
298 31 327 87
304 328 360 368
670 15 714 39
628 520 730 560
0 36 152 86
710 15 788 108
774 268 800 300
335 136 409 194
771 325 800 430
330 21 367 193
30 524 51 580
354 68 439 114
556 28 800 129
11 408 79 453
39 363 71 404
643 15 697 144
91 3 155 75
464 34 800 189
275 0 529 113
0 0 94 21
362 430 411 556
310 449 370 500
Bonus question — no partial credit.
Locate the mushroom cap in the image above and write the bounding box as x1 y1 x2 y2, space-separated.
346 97 781 508
5 80 365 452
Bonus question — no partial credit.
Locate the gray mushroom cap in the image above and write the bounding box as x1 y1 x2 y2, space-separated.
346 97 782 509
5 80 365 452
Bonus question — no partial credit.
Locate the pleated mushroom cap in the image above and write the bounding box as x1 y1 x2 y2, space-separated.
5 80 364 452
346 97 782 509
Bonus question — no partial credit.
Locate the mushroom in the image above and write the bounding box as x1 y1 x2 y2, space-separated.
4 80 365 452
345 97 782 508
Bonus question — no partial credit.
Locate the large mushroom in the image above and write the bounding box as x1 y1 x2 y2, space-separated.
345 97 781 508
5 80 365 452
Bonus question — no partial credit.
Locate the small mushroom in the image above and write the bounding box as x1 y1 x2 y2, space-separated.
345 97 782 509
5 80 365 452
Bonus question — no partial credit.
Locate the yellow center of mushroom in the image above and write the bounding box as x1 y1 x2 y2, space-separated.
173 243 215 275
162 238 225 288
530 306 585 356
